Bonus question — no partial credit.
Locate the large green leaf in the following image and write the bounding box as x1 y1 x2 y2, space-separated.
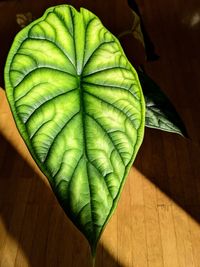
4 5 145 254
138 71 188 137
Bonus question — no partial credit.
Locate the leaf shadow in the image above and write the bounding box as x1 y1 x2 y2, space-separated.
0 133 123 267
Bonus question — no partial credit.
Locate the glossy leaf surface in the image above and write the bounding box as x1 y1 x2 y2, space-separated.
5 5 145 253
138 71 187 137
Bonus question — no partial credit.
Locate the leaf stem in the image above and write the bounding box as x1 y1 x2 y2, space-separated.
91 254 96 267
90 244 97 267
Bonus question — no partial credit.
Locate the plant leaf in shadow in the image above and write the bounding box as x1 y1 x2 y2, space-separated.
138 70 188 137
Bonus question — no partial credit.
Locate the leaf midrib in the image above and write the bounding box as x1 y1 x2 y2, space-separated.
78 75 96 235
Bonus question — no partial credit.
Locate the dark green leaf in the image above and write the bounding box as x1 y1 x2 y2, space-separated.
138 70 187 137
127 0 159 61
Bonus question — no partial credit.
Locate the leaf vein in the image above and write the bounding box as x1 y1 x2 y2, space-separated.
83 41 115 69
84 90 138 128
86 113 125 165
82 66 131 78
15 66 76 88
24 87 78 124
28 23 76 68
43 111 80 163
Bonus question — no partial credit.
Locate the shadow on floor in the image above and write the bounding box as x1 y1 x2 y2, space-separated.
0 133 123 267
135 128 200 222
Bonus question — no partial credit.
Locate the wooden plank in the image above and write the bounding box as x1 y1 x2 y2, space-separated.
15 205 38 267
172 204 195 267
158 204 180 267
142 176 164 267
129 169 148 267
188 210 200 267
117 175 133 267
0 204 27 267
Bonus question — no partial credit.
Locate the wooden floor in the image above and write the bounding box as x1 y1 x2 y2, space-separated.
0 0 200 266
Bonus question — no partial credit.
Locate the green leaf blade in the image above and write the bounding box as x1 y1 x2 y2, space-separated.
5 5 145 253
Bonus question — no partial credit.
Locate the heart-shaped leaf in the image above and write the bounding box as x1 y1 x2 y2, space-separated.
138 70 187 137
5 5 145 254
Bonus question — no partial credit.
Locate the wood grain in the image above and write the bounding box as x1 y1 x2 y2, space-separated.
1 0 200 266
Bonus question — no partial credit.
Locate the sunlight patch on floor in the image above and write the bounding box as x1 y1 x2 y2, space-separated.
101 167 200 267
